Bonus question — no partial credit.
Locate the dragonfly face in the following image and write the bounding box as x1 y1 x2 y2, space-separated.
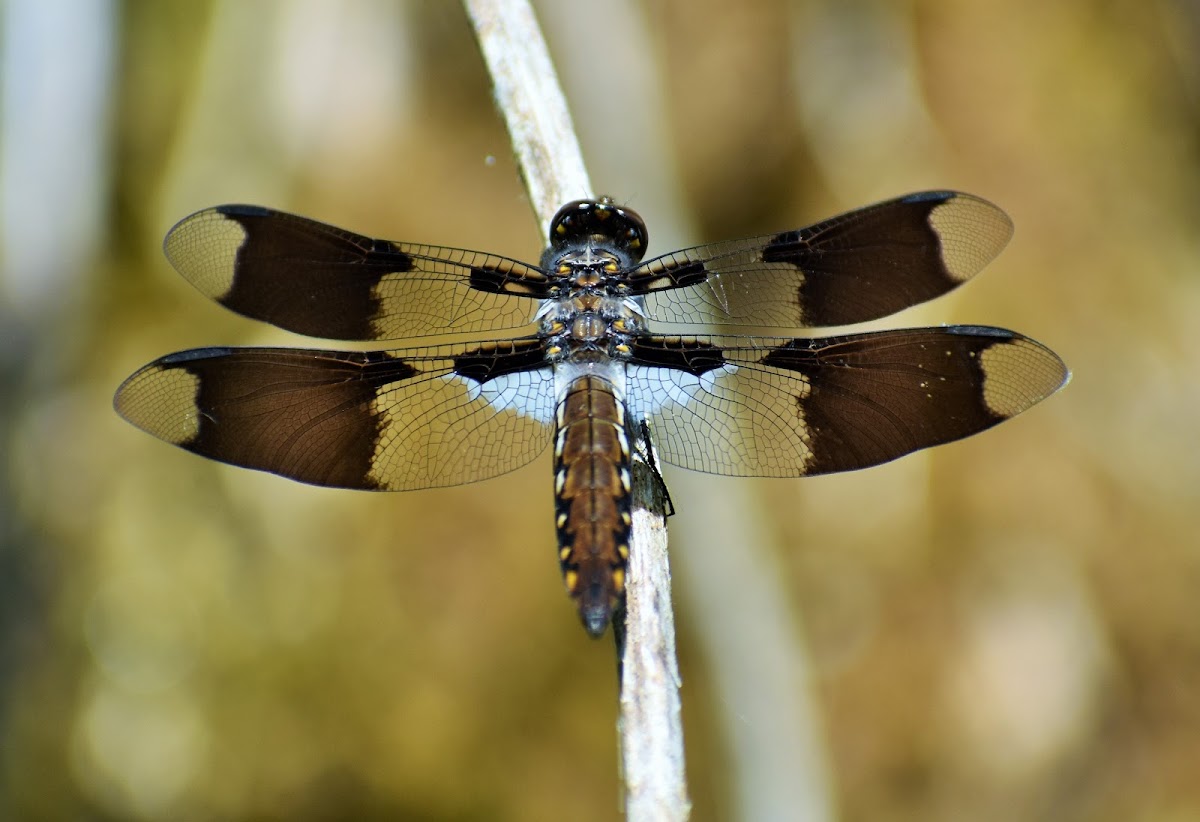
115 191 1068 637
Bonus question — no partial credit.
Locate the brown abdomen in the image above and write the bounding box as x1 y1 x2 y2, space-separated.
554 375 632 637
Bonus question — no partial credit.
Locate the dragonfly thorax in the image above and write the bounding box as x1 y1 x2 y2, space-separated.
536 286 645 363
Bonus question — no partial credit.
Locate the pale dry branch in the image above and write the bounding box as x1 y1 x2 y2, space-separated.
462 1 689 818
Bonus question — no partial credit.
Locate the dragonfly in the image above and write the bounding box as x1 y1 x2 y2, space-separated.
115 191 1069 637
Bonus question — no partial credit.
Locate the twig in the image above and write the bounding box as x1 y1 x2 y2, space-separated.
462 1 689 819
463 0 591 218
619 459 689 818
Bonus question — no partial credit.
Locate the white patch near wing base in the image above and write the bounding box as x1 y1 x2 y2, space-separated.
366 368 555 490
627 359 817 477
441 369 555 424
626 362 739 418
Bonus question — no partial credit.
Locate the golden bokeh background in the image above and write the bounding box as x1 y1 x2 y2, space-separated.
1 1 1197 820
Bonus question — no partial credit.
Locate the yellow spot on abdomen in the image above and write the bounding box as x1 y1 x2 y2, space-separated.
611 568 626 593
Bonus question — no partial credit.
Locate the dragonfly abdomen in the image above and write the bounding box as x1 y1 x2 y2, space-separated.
553 375 632 637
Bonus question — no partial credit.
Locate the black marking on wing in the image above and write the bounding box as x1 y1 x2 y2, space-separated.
114 339 556 490
627 337 727 376
467 261 555 298
626 327 1068 477
164 205 548 341
454 338 548 383
622 258 708 292
633 191 1014 329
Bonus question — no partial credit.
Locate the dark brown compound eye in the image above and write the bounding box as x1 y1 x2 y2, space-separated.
549 197 648 261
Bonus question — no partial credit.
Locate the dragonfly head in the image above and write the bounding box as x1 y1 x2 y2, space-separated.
548 197 648 263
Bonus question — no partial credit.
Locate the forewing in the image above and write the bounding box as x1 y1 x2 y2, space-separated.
633 191 1013 329
164 205 551 340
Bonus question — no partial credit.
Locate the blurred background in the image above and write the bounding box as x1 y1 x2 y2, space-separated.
1 1 1197 820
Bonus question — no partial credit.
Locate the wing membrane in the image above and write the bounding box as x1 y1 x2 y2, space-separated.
635 191 1013 329
164 206 550 341
627 327 1067 477
114 338 555 490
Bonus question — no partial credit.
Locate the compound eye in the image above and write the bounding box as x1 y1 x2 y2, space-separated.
548 198 649 262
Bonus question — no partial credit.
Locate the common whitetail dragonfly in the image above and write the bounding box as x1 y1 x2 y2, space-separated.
115 191 1068 637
